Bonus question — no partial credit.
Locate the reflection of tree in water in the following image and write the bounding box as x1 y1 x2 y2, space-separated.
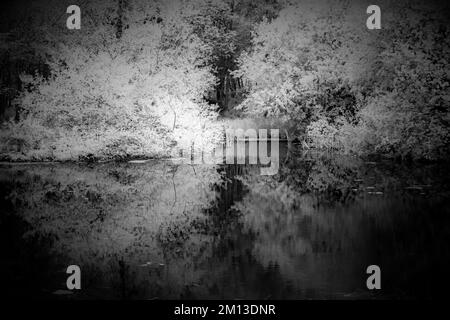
198 164 294 299
0 162 224 298
234 153 450 298
0 187 64 299
1 155 450 299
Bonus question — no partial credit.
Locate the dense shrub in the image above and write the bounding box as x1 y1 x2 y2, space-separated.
306 118 339 150
236 0 450 160
1 0 222 161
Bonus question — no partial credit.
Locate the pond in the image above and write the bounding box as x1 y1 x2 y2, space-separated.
1 143 450 299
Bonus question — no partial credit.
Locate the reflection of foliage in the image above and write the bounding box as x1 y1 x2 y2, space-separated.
2 153 450 298
234 154 450 298
0 162 222 298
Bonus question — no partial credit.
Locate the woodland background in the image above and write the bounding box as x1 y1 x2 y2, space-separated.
0 0 449 161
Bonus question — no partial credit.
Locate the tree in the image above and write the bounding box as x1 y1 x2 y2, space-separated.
236 0 450 160
235 0 368 134
2 0 221 160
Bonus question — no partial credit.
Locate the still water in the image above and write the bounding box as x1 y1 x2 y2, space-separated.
1 144 450 299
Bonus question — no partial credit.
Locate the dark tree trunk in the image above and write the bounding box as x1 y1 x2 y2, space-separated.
116 0 124 39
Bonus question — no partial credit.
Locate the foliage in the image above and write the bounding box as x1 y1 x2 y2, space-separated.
306 118 339 150
345 2 450 160
236 0 450 160
1 0 449 161
235 0 365 133
1 0 224 161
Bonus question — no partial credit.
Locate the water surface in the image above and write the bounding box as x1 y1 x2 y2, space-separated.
1 145 450 299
